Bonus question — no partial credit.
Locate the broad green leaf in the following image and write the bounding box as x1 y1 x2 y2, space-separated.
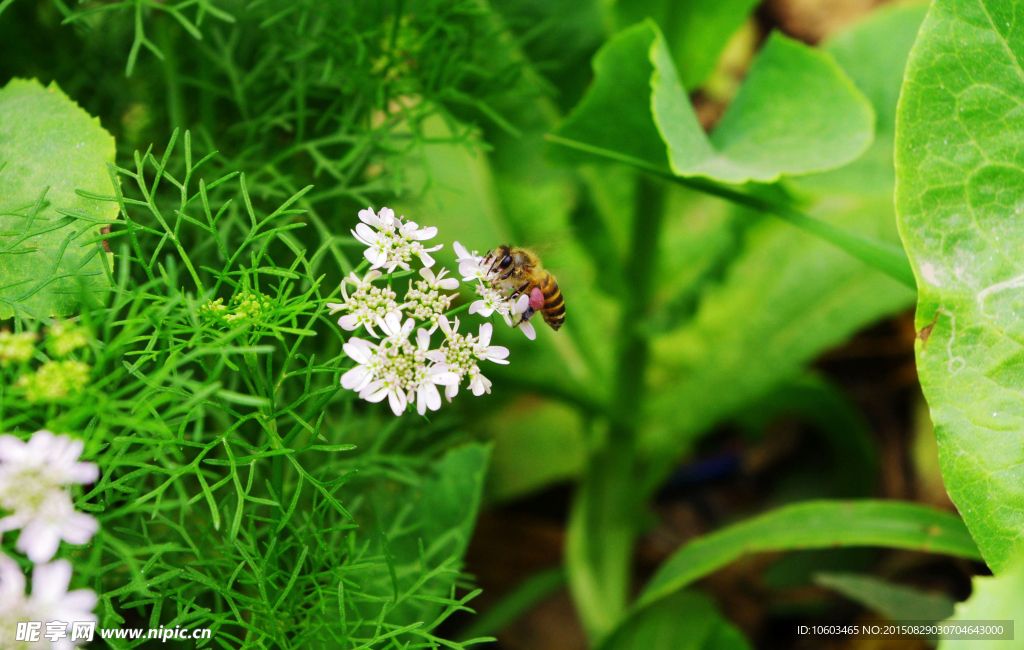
641 4 922 466
0 78 115 318
895 0 1024 571
552 22 874 184
614 0 761 90
637 500 981 611
815 572 956 621
598 591 751 650
548 24 669 170
939 557 1024 649
655 31 874 183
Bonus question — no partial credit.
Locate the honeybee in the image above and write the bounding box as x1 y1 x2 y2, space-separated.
486 245 565 331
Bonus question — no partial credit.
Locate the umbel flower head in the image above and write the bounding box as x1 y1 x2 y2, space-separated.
0 431 99 563
326 270 400 337
332 208 533 416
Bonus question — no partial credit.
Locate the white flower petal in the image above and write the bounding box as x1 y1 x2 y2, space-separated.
445 383 459 402
342 339 374 364
520 321 537 340
388 388 406 416
437 316 452 337
422 383 442 411
31 559 73 602
469 300 492 317
361 381 389 403
19 521 62 563
486 346 510 364
358 207 383 228
61 511 99 545
364 247 386 269
417 328 431 351
429 371 460 386
417 250 436 268
425 350 447 363
326 302 346 315
378 207 395 226
437 278 460 290
338 314 361 331
514 293 531 315
478 323 493 348
0 552 26 601
341 365 371 390
353 223 379 245
410 226 437 241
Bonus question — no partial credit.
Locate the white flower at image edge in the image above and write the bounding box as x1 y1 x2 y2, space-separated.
352 207 442 272
0 431 99 563
0 553 97 650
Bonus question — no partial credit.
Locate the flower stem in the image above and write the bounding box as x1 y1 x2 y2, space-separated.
443 303 470 318
566 174 665 644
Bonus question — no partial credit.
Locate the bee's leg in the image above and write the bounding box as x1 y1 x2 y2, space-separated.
512 306 535 328
499 268 516 280
515 281 530 294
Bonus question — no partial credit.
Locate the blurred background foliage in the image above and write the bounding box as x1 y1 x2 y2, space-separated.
0 0 985 648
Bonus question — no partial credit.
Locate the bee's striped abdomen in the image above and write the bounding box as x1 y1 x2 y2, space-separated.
538 271 565 331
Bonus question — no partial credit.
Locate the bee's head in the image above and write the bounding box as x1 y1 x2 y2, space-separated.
490 244 514 275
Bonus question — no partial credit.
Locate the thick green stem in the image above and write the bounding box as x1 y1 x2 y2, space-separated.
567 176 665 644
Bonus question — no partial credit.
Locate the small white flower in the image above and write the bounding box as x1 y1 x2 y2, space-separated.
467 368 493 396
0 431 99 563
326 270 400 337
453 241 491 282
473 323 510 364
341 316 456 417
377 312 415 341
340 338 380 393
0 552 29 643
419 266 460 291
432 317 508 401
0 554 97 650
352 207 442 273
408 329 459 415
469 284 513 318
29 559 97 649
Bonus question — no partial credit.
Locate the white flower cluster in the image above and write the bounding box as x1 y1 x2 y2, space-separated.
351 206 442 272
454 242 537 341
335 207 516 416
0 431 99 648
